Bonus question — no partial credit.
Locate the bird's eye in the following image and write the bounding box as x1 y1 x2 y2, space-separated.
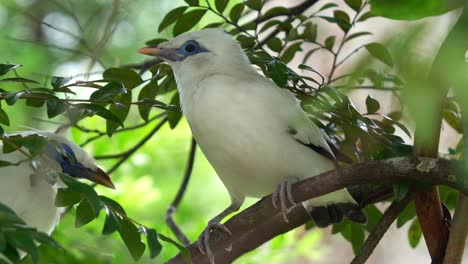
183 40 200 54
185 43 196 53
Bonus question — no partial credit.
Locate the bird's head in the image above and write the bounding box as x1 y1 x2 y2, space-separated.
35 132 115 189
138 28 252 80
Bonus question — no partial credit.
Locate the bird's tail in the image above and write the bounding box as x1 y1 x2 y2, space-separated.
305 184 393 228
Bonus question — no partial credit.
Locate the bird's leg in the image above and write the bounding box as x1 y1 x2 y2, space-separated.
197 199 243 264
272 176 298 222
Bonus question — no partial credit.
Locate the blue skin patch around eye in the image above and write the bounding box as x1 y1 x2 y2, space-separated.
176 40 209 61
48 143 91 180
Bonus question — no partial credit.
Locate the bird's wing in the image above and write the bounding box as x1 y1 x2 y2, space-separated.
275 88 337 161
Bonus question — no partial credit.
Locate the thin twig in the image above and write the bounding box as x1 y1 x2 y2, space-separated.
166 137 197 246
350 194 414 264
106 117 168 174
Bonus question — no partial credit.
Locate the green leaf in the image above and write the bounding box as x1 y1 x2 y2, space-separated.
408 219 422 248
159 234 191 263
145 38 168 46
138 80 159 121
266 37 282 52
236 35 256 49
280 42 302 64
215 0 229 13
118 219 146 261
325 36 336 50
302 22 317 42
4 91 25 105
6 231 38 263
2 134 48 156
158 6 188 32
90 82 127 101
46 98 67 118
203 22 225 29
333 10 351 32
0 107 9 126
75 103 124 126
337 221 364 254
244 0 262 11
302 47 320 64
397 201 415 228
259 20 281 33
140 227 162 258
229 3 245 23
444 110 462 133
51 76 72 90
369 0 461 20
103 68 143 89
393 182 409 201
0 64 20 76
184 0 198 6
345 0 362 11
60 175 101 215
365 43 393 67
55 189 82 207
319 3 338 11
358 11 374 22
173 9 207 36
261 6 290 20
267 59 288 87
363 205 382 232
345 32 372 42
75 199 98 227
102 208 120 235
0 77 38 84
365 95 380 114
167 93 182 129
107 91 131 136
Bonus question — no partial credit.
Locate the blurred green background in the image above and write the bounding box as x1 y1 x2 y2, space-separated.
0 0 326 263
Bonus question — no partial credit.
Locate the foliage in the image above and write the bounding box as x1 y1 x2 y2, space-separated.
0 0 465 263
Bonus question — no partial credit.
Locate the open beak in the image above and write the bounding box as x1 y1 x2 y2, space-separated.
89 167 115 189
137 46 185 61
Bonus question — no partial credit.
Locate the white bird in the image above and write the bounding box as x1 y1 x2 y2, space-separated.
0 131 114 237
138 28 366 262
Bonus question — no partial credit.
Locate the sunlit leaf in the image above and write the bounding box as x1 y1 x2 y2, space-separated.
365 42 393 67
158 7 188 32
229 3 245 23
173 9 207 36
408 219 422 248
244 0 263 11
215 0 229 13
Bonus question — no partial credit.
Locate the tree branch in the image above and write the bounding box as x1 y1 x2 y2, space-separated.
166 137 197 246
351 193 414 264
167 157 466 264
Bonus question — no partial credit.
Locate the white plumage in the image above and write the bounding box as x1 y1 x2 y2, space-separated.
139 29 364 262
0 131 114 236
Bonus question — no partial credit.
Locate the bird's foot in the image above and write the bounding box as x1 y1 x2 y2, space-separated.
197 220 232 264
272 176 298 222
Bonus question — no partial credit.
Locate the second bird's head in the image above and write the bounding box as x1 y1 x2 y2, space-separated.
138 29 250 79
36 132 115 189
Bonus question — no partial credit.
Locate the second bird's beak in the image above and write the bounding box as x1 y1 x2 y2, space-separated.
137 46 185 61
89 168 115 189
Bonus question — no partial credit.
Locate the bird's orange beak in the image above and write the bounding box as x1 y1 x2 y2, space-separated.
90 167 115 189
137 46 185 61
